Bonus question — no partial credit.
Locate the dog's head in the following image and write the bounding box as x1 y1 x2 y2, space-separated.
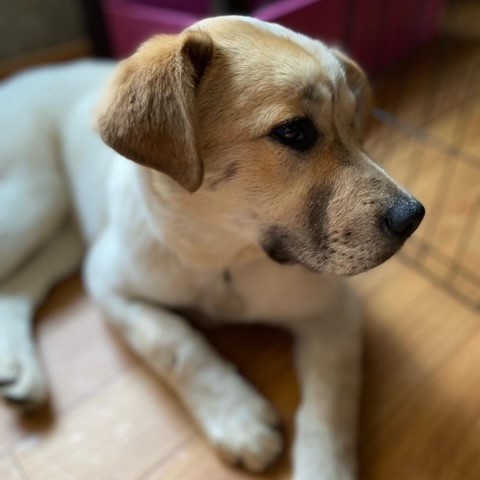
98 16 424 275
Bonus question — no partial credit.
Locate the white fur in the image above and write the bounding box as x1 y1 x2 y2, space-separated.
0 19 363 479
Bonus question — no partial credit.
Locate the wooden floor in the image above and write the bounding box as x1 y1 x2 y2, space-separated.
1 38 480 480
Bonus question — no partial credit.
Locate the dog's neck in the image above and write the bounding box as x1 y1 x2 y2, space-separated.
137 169 264 271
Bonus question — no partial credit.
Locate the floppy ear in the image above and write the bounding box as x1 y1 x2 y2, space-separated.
97 31 213 193
333 50 372 140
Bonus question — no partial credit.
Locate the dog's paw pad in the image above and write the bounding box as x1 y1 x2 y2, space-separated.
0 376 16 387
206 398 284 473
0 358 18 385
4 395 33 407
213 419 284 472
0 353 47 410
2 385 47 411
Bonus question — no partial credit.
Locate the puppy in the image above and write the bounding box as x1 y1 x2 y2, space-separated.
0 16 424 479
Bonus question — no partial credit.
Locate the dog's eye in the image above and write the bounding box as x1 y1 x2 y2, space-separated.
271 117 318 152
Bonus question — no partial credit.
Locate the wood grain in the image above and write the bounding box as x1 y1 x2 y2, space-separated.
1 33 479 480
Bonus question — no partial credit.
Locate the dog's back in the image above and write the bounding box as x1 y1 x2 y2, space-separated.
1 60 113 134
0 60 115 280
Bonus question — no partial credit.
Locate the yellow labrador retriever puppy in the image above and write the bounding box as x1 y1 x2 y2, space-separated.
0 16 424 479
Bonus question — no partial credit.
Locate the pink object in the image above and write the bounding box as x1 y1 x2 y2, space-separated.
255 0 349 44
102 0 446 73
103 1 200 57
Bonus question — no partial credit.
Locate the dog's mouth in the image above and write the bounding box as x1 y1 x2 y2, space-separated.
260 219 419 276
258 178 425 273
263 241 401 276
314 244 401 276
261 191 425 275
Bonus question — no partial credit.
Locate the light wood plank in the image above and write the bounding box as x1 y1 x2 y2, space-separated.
362 328 480 479
142 434 290 480
14 367 194 480
0 276 137 452
358 261 480 441
1 16 480 480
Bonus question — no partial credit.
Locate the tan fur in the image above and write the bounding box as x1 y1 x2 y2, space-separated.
331 49 372 139
98 31 213 192
97 18 400 275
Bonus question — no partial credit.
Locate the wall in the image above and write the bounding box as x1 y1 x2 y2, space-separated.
0 0 87 60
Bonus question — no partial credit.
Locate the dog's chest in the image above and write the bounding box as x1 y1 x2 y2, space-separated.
133 238 337 325
192 269 247 321
136 253 247 322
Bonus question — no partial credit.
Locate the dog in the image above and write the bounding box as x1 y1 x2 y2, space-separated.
0 16 424 479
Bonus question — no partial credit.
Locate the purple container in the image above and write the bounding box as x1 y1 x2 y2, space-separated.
129 0 211 15
103 0 201 57
102 0 446 73
256 0 349 44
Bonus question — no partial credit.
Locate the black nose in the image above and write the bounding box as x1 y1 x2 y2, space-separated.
384 196 425 239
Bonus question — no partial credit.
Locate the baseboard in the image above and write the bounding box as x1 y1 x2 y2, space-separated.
0 38 93 80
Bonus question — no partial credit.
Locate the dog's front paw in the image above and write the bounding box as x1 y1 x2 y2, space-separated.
0 345 48 410
201 387 284 472
212 414 283 472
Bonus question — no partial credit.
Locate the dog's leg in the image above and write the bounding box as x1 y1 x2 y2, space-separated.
85 249 283 472
0 220 84 408
0 149 69 282
291 292 362 480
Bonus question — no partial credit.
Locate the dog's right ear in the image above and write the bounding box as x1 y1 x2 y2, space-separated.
97 31 213 193
332 49 372 141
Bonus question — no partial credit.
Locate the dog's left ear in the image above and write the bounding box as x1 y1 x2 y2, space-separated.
333 50 372 140
97 31 213 192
